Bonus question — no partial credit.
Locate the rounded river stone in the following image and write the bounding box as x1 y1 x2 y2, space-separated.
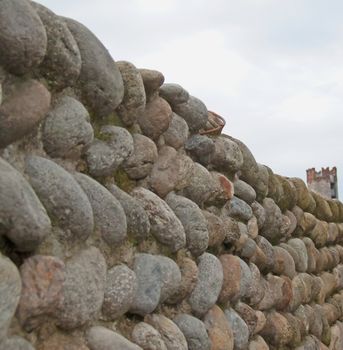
0 158 51 251
25 155 94 242
189 252 223 316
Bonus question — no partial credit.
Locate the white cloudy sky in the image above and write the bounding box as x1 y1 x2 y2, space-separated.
38 0 343 199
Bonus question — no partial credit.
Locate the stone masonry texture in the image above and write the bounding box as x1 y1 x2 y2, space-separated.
0 2 343 349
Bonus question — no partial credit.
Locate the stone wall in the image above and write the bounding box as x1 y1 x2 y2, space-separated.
1 1 343 350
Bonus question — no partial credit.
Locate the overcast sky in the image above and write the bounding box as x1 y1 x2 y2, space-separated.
38 0 343 199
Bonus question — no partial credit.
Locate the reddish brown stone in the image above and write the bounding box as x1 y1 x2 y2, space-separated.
17 255 65 331
0 80 51 148
218 254 241 303
138 96 172 140
202 210 226 247
203 305 234 350
272 246 296 278
168 257 198 304
260 311 293 347
235 302 258 335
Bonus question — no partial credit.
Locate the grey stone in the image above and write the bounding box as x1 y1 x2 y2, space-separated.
166 192 209 256
31 2 81 89
225 308 249 350
116 61 146 126
260 197 283 244
185 134 215 166
173 95 208 132
138 96 172 140
123 133 158 180
130 254 162 316
145 314 188 350
210 137 243 174
0 0 47 74
64 18 124 117
85 125 133 177
139 69 164 101
0 83 2 105
182 162 217 207
148 146 194 198
173 314 211 350
189 253 223 316
107 184 150 241
42 96 93 158
251 201 266 229
25 156 94 242
222 196 253 222
158 255 182 303
287 238 308 272
132 322 167 350
0 336 35 350
102 264 137 320
56 247 106 329
0 254 21 341
74 173 127 245
0 158 51 251
234 179 256 204
239 258 253 299
159 83 190 107
131 188 186 252
163 113 189 149
0 80 51 149
87 326 142 350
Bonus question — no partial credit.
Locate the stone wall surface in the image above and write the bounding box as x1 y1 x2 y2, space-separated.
1 2 343 350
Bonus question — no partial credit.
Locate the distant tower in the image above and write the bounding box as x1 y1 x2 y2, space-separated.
306 167 338 199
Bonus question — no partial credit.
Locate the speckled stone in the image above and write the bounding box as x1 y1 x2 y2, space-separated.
173 314 211 350
25 155 94 242
166 192 209 256
32 2 81 89
145 314 188 350
182 162 217 207
189 253 223 316
210 137 243 174
0 253 22 341
234 179 256 204
132 322 167 350
185 134 215 166
148 146 194 198
107 184 150 241
123 133 158 180
172 95 208 132
74 173 127 245
116 61 146 126
42 96 93 158
131 187 186 251
102 264 137 320
85 125 134 177
130 254 162 316
202 210 226 247
203 305 234 350
0 158 51 251
222 196 253 222
225 308 249 350
163 113 189 149
56 247 107 329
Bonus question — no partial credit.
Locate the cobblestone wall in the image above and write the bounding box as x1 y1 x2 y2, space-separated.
1 1 343 349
